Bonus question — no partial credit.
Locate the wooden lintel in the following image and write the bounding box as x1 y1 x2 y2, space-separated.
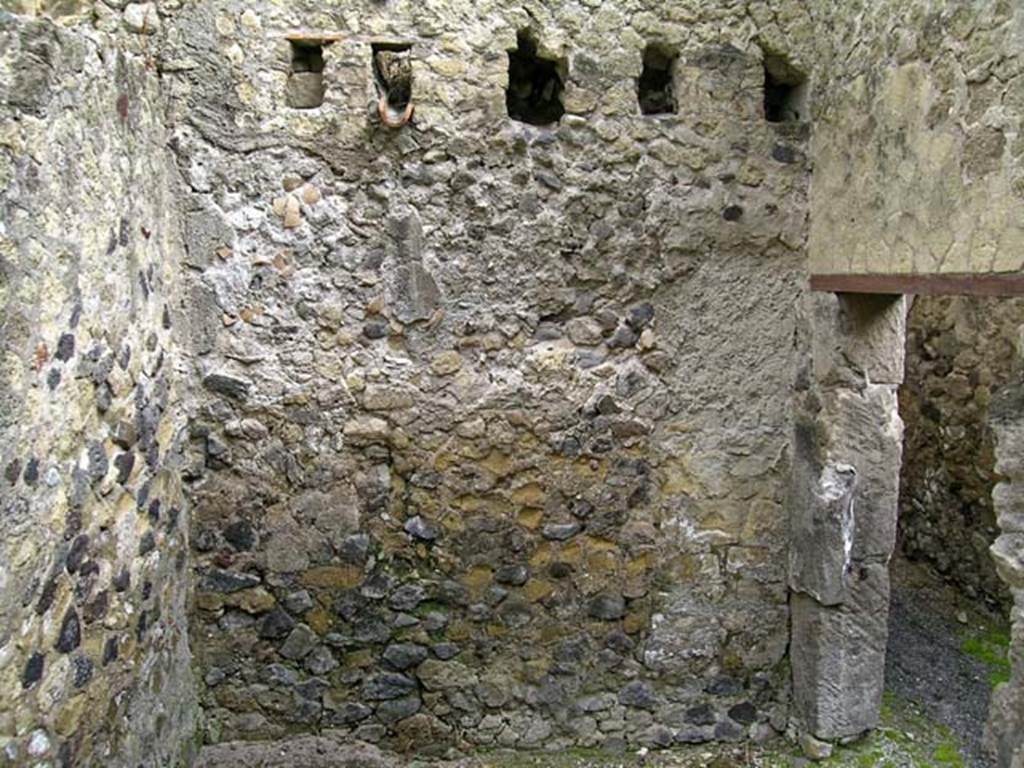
810 272 1024 297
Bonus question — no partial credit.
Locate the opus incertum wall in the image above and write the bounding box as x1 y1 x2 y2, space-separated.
170 0 814 753
1 0 1022 766
0 7 197 767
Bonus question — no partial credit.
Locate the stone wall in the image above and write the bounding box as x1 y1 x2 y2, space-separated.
162 0 814 753
0 8 197 767
809 0 1024 276
986 387 1024 768
899 295 1024 608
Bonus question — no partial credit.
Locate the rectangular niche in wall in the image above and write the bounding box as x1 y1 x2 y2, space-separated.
372 42 414 125
507 30 566 126
763 52 808 123
287 39 327 109
638 44 678 115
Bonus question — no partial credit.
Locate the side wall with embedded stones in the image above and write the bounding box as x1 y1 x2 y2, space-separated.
162 0 817 754
899 295 1024 609
0 8 197 767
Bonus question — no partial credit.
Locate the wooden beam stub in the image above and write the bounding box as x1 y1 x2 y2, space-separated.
809 272 1024 297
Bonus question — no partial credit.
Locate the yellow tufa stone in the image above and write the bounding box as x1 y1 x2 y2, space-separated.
430 350 463 376
461 565 493 593
305 607 333 636
660 456 702 495
623 611 648 635
511 482 545 507
301 184 321 205
195 592 225 612
485 623 508 638
55 694 88 737
517 508 543 530
447 620 472 642
479 450 513 477
300 565 363 589
344 649 375 669
524 579 555 602
225 588 276 614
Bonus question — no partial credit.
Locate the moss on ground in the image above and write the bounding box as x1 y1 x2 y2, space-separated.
424 692 970 767
961 624 1011 688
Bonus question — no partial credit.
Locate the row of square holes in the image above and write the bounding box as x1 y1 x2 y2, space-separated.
287 32 808 125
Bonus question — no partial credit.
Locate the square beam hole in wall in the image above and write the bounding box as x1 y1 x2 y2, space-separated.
372 42 414 114
287 40 326 109
763 52 808 123
507 30 566 126
638 43 678 115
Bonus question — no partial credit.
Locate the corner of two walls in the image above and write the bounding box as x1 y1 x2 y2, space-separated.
0 5 197 766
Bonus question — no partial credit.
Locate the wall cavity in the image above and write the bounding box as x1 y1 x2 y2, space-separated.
287 39 326 109
506 30 565 126
762 53 807 124
638 44 678 115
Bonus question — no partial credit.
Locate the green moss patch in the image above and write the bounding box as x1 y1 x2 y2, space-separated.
961 627 1011 688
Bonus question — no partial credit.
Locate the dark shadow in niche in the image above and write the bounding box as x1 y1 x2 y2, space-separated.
763 52 808 123
638 43 678 115
507 30 566 126
287 40 326 109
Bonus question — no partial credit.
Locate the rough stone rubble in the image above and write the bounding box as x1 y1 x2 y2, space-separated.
0 1 1022 767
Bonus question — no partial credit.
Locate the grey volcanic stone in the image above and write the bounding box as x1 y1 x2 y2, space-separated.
375 695 421 724
197 737 397 768
588 593 626 621
404 515 440 541
495 565 529 586
258 608 296 641
279 625 318 660
618 680 657 710
362 673 417 701
327 702 373 726
383 643 428 671
55 609 81 653
22 652 44 689
542 522 581 541
201 372 251 401
200 569 260 593
685 703 716 726
791 564 890 740
789 461 857 606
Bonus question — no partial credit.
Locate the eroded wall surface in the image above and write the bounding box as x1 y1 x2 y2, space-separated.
162 0 816 752
0 8 197 766
899 295 1024 608
809 0 1024 276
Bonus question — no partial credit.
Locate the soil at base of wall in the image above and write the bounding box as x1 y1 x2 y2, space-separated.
886 555 1009 768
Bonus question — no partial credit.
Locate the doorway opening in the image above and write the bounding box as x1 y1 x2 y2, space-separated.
889 294 1021 765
